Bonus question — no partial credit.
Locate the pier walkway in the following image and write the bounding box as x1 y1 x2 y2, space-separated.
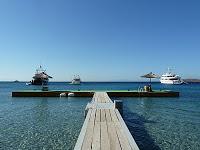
74 92 139 150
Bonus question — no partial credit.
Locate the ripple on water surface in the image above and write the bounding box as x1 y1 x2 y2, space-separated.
123 96 200 150
0 82 200 150
0 97 89 150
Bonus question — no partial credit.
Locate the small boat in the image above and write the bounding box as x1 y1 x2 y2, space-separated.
30 66 52 85
60 93 67 97
68 92 75 97
160 68 183 85
26 82 32 86
70 75 81 85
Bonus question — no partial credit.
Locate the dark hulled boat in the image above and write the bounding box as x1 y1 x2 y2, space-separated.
30 66 52 85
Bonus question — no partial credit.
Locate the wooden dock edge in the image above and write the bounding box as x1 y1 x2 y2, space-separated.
74 109 92 150
115 109 139 150
12 91 179 97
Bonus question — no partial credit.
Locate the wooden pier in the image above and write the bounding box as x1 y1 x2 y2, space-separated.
12 90 179 97
74 92 139 150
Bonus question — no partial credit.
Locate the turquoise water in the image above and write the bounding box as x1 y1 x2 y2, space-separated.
0 82 200 150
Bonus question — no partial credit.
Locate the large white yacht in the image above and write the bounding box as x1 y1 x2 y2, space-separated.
70 75 81 85
160 68 183 85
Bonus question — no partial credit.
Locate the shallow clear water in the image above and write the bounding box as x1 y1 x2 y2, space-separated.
0 82 200 150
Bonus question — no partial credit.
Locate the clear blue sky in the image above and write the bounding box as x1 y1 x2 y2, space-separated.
0 0 199 81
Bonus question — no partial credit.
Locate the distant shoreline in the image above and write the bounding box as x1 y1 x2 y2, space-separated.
183 79 200 83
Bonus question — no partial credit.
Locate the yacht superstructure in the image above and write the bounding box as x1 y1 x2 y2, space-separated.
160 68 183 85
31 66 52 85
71 75 81 85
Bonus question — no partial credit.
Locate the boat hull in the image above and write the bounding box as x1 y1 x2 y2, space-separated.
160 80 183 85
31 79 48 85
70 82 81 85
70 81 81 85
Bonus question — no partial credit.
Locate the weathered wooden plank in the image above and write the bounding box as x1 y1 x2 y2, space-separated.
95 109 101 122
109 109 119 122
105 109 112 122
115 121 132 150
92 122 101 150
100 95 103 103
102 93 108 103
101 93 105 103
107 122 121 150
74 109 92 150
81 120 95 150
115 109 140 150
109 109 132 149
90 109 96 122
104 93 108 103
101 95 104 103
100 109 106 122
81 109 96 150
101 122 110 150
93 92 112 103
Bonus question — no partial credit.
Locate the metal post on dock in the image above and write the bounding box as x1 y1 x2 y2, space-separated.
114 100 123 116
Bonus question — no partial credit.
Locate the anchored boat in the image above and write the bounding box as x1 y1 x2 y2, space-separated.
70 75 81 85
29 66 52 85
160 68 183 85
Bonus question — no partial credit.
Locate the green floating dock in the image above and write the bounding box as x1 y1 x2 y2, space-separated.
12 90 179 97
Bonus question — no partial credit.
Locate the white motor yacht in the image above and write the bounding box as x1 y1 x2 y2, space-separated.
160 68 183 85
70 75 81 85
